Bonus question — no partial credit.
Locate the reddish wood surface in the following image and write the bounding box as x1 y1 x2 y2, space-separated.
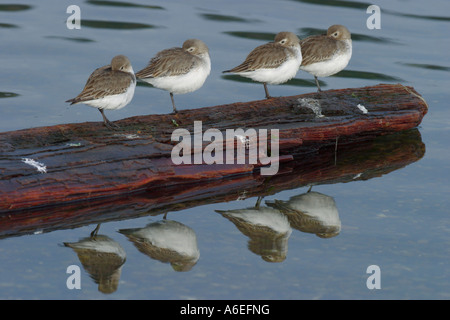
0 84 427 215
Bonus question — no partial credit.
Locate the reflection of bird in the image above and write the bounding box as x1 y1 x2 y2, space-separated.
223 31 302 99
266 191 341 238
64 234 126 294
119 220 199 272
66 55 136 130
299 25 352 92
136 39 211 113
217 206 292 262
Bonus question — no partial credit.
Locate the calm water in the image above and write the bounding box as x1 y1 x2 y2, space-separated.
1 0 449 300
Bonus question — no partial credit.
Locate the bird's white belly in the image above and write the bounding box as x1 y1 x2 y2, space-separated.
239 47 302 84
142 56 211 95
300 44 352 78
84 81 136 110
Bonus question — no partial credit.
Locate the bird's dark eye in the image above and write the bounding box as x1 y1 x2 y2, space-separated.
334 32 338 37
280 39 287 44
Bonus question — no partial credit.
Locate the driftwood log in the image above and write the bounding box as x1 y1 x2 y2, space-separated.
0 84 427 222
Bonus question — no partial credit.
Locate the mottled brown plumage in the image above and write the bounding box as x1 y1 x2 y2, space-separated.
225 32 300 73
136 48 196 79
299 25 352 92
223 31 302 99
265 191 341 238
217 207 292 262
66 55 136 130
118 220 200 272
135 39 211 113
66 55 135 104
300 25 351 67
225 42 289 73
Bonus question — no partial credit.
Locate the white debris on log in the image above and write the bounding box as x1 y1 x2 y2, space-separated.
22 158 47 173
357 104 368 114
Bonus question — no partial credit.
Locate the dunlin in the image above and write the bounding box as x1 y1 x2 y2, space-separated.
135 39 211 114
266 191 341 238
66 55 136 130
299 25 352 92
216 206 292 262
119 220 200 272
64 234 126 294
223 31 302 99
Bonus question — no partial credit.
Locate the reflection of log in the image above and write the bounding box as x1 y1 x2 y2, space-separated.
0 128 425 239
0 84 426 213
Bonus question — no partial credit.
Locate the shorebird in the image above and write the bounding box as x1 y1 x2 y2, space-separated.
223 31 302 99
66 55 136 130
119 220 200 272
299 25 352 92
135 39 211 114
266 191 341 238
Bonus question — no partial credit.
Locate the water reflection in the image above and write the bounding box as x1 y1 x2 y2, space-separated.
45 36 95 43
289 0 373 10
384 10 450 22
222 31 275 42
290 0 450 22
0 4 32 11
397 63 450 72
332 70 403 82
0 92 20 98
63 225 126 294
80 20 157 30
0 23 18 28
266 189 341 238
86 0 164 10
200 13 260 23
119 219 200 272
217 199 292 262
216 188 340 261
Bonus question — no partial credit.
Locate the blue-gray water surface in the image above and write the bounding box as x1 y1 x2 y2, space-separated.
0 0 449 300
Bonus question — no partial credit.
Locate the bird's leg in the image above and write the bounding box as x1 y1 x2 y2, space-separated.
170 92 178 114
314 76 322 92
90 224 101 238
99 109 120 130
263 83 272 99
254 196 264 209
